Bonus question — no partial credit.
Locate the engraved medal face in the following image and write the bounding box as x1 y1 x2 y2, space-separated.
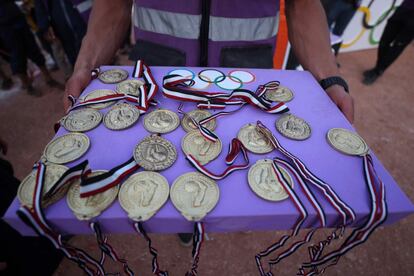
276 114 311 140
98 69 129 84
327 128 369 156
237 123 274 154
66 171 119 220
143 109 180 134
170 172 219 221
116 79 144 96
83 89 116 109
18 164 69 208
104 103 140 130
62 108 102 132
248 159 293 202
44 133 90 164
133 135 177 171
119 171 169 221
181 131 222 165
265 85 294 102
181 109 217 132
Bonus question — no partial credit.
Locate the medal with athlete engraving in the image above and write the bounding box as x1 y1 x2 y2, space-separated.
83 89 116 109
182 131 222 165
44 133 90 164
98 69 129 84
119 171 169 221
133 135 177 171
181 109 217 132
248 159 293 202
67 171 119 220
18 164 69 208
238 123 274 154
61 108 102 132
116 79 144 96
265 85 294 102
276 114 311 141
143 109 180 134
170 172 219 221
327 128 369 156
104 103 140 130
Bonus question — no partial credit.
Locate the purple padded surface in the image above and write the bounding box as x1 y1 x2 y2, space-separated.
4 66 414 236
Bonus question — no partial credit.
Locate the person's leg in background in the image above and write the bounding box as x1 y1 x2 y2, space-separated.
363 7 414 84
331 2 357 37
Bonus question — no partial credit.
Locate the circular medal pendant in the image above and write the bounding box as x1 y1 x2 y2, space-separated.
44 133 90 164
83 89 117 109
98 69 129 84
104 103 140 130
18 164 69 208
248 159 293 202
327 128 369 156
133 135 177 171
66 171 119 221
237 123 274 154
181 109 217 132
119 171 170 221
61 108 102 132
276 114 311 141
265 85 294 102
144 109 180 134
116 79 144 96
181 131 222 165
170 172 219 221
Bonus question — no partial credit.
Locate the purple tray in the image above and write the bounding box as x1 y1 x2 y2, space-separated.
4 66 414 236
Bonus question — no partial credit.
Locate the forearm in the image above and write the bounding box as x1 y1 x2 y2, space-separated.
286 0 338 81
74 0 133 72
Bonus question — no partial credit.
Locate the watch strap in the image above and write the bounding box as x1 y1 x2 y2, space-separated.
319 76 349 93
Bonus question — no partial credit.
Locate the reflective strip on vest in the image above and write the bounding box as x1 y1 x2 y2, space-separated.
76 0 92 14
135 6 279 42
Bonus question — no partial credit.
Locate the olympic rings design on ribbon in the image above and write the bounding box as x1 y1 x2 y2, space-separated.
341 0 399 49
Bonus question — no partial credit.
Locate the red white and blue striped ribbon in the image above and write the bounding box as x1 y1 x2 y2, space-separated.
17 162 105 276
80 157 140 197
90 222 135 276
162 74 289 114
186 138 250 180
186 222 205 276
133 222 169 276
299 154 387 275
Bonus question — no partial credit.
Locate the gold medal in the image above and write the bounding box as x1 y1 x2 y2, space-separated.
181 109 217 132
143 109 180 134
276 114 311 140
66 171 119 220
118 171 169 221
83 89 116 109
98 69 129 84
43 133 90 164
248 159 293 202
104 103 140 130
17 164 69 208
265 85 294 102
61 108 102 132
181 131 222 165
170 172 219 221
116 79 144 96
133 135 177 171
327 128 369 156
237 123 274 154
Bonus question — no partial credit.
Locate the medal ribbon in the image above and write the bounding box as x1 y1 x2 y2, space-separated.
186 138 250 180
186 222 205 276
17 162 105 276
80 157 140 197
299 154 387 275
133 222 169 276
90 222 135 276
162 74 289 114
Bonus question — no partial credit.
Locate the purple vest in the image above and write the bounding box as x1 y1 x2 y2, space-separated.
133 0 280 67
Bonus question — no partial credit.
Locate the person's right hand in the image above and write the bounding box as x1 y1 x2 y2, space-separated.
64 67 92 113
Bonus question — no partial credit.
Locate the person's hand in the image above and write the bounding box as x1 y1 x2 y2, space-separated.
0 137 8 155
325 85 354 124
64 67 92 112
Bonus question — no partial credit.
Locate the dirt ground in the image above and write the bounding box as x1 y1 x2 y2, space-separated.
0 46 413 275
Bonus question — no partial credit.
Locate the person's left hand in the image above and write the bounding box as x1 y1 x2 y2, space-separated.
0 137 8 155
325 85 354 124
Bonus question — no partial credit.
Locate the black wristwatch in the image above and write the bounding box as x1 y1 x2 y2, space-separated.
319 76 349 93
